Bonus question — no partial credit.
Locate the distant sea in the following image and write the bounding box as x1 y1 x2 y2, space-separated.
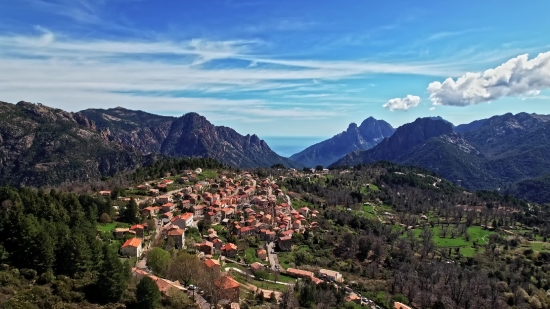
261 136 329 158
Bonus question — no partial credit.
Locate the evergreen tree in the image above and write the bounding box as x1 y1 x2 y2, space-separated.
136 276 161 309
122 198 141 224
96 245 128 303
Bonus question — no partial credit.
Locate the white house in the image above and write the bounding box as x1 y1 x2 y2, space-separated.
319 269 343 283
170 213 194 229
121 238 143 258
195 168 203 174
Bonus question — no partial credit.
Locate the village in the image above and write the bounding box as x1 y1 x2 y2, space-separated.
96 167 395 309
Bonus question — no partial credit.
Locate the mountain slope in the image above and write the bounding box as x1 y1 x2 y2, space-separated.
81 109 300 169
332 113 550 195
505 173 550 204
289 117 394 167
0 101 145 187
333 117 454 166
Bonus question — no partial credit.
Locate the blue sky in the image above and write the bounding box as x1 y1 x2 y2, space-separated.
1 0 550 141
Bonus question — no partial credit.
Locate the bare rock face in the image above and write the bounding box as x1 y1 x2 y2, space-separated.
333 113 550 192
80 109 300 168
0 101 143 187
290 117 395 167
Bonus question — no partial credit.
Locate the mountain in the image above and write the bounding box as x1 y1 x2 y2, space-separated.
80 108 300 169
504 173 550 204
0 101 146 187
454 118 488 133
332 113 550 195
333 117 453 166
289 117 395 167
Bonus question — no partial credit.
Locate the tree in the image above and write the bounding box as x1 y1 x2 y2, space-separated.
96 245 128 303
144 219 156 232
99 213 111 223
279 286 298 309
168 252 200 285
121 198 141 224
315 165 324 171
136 276 161 309
147 248 171 277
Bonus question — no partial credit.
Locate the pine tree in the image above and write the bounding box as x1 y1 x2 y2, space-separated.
136 276 161 309
122 198 141 224
96 245 128 303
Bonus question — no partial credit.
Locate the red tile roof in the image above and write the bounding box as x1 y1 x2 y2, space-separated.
222 243 238 251
214 276 240 290
204 259 220 268
181 213 193 221
167 228 184 236
122 238 142 248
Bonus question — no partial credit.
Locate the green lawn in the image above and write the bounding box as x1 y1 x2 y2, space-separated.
200 170 218 180
528 242 550 252
361 205 377 219
244 248 260 264
277 252 293 269
97 223 117 233
266 273 296 283
410 225 494 257
230 271 288 292
291 199 314 210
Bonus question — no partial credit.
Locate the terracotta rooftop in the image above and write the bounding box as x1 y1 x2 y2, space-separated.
167 228 184 236
122 238 142 248
204 258 220 268
214 276 240 290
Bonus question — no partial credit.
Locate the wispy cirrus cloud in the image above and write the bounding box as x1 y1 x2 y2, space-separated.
426 29 483 41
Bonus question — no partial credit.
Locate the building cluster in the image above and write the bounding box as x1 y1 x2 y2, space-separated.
123 170 323 258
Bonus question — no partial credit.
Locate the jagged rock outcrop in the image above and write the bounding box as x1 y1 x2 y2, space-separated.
0 101 144 187
80 109 300 169
289 117 395 167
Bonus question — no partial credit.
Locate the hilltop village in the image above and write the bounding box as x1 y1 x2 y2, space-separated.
97 166 379 308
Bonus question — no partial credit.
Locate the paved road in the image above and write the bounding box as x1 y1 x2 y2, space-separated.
266 242 281 271
285 194 292 207
136 218 162 269
186 290 209 309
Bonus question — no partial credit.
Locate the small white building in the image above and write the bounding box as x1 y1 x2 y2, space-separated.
121 238 143 258
170 213 194 229
195 168 203 174
319 269 343 283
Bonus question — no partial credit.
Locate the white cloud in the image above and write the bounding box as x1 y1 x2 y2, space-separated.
429 107 436 111
428 51 550 106
383 95 421 111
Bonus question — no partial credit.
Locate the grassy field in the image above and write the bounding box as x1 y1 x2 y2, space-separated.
527 242 550 252
361 205 377 220
97 222 131 233
291 199 314 210
277 252 293 269
411 225 494 257
244 248 261 264
199 170 218 180
97 223 117 233
230 271 288 292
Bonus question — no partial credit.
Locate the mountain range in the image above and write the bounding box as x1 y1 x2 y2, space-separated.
0 101 297 187
0 101 146 187
80 107 298 169
2 99 550 202
289 117 395 167
332 112 550 193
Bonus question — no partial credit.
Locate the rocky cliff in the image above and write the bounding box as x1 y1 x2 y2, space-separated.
289 117 394 167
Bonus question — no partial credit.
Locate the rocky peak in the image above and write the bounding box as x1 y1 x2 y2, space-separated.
347 122 358 132
73 112 96 130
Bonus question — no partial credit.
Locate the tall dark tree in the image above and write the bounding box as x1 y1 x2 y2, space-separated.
96 245 128 303
121 198 141 224
136 276 161 309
